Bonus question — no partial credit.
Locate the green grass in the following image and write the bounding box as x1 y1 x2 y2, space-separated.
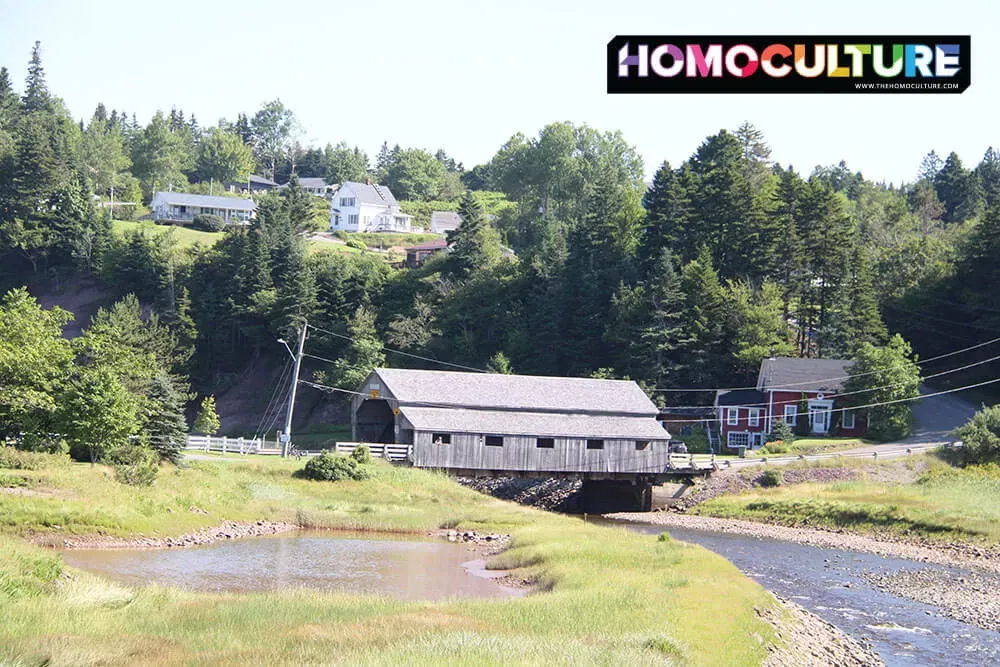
758 437 869 456
0 457 780 665
112 220 224 248
334 231 441 248
696 458 1000 544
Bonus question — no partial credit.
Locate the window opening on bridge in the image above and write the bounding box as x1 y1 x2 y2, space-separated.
586 439 604 450
485 435 504 447
635 440 650 450
536 437 555 448
432 433 451 444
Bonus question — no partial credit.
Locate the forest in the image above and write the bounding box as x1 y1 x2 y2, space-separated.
2 41 999 468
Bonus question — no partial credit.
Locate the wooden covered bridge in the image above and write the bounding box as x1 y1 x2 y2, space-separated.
350 369 715 510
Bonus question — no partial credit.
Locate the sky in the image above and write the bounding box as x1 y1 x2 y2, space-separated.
0 0 995 185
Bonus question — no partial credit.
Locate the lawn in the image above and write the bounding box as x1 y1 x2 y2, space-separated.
111 220 224 248
337 231 441 248
0 451 781 665
695 457 1000 544
759 437 870 456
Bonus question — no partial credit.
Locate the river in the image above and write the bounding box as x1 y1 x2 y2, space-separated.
61 531 519 600
597 518 1000 666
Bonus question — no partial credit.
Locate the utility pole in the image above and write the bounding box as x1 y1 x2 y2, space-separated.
280 321 308 457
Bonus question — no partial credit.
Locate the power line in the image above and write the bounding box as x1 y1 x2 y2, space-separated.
251 359 292 441
652 334 1000 393
306 323 488 373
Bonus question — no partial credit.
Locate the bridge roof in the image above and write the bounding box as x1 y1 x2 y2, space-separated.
371 368 658 417
399 406 670 440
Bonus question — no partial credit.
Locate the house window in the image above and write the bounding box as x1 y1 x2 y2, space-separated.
432 433 451 444
727 408 739 426
484 435 503 447
340 197 355 207
348 214 359 226
728 432 750 448
586 439 604 450
784 405 797 425
536 437 554 449
843 409 856 430
635 440 650 451
749 408 761 427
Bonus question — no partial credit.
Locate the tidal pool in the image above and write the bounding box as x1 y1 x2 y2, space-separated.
61 532 518 600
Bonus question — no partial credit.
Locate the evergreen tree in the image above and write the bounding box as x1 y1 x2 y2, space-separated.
448 191 500 276
486 351 514 374
639 249 691 387
640 161 691 270
22 41 50 112
681 246 726 389
934 152 981 223
145 369 189 463
975 147 1000 210
332 306 385 389
192 395 220 435
839 246 888 352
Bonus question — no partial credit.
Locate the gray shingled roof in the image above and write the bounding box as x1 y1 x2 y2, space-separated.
153 192 255 211
341 181 399 207
430 211 461 233
757 357 854 393
249 175 277 186
399 406 669 439
296 177 329 189
372 368 658 417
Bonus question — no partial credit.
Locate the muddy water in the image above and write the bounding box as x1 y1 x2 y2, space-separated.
61 532 518 600
598 519 1000 667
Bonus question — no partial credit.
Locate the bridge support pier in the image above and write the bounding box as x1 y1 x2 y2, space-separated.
581 480 652 513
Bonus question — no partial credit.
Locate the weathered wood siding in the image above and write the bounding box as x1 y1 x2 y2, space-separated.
411 431 672 473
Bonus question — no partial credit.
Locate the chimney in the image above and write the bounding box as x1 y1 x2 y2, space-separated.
366 177 372 185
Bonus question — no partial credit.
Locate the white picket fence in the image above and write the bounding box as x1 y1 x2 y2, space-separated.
183 436 411 462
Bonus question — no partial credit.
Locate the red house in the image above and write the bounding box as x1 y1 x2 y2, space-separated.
716 357 867 450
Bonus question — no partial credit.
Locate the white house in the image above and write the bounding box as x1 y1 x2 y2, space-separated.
150 192 255 224
294 177 335 198
430 211 461 235
330 181 412 233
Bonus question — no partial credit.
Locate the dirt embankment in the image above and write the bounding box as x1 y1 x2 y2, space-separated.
456 477 583 512
33 520 299 550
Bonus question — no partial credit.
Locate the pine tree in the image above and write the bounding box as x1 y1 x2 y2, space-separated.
681 246 726 389
22 41 50 112
840 246 888 352
639 249 691 388
976 147 1000 210
640 161 691 270
145 370 189 463
192 395 220 435
272 242 317 335
448 191 499 276
934 152 981 223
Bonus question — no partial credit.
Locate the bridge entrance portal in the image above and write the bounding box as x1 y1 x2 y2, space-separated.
355 399 395 444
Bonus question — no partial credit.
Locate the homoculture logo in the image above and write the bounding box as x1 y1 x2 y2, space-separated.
607 36 971 94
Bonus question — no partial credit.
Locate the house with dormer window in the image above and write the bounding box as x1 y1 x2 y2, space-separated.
330 181 412 233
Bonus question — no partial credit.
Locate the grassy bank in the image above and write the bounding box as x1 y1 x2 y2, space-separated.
695 457 1000 545
112 220 224 248
759 437 870 456
0 455 779 665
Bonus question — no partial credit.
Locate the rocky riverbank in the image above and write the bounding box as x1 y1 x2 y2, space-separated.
605 511 1000 575
762 595 884 666
457 476 582 511
33 520 300 550
862 568 1000 632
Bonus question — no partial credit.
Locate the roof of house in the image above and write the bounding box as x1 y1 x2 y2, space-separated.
658 406 716 418
370 368 658 417
406 239 449 252
716 390 768 407
341 181 400 207
296 177 329 190
757 357 854 393
249 175 277 186
430 211 461 233
152 192 256 211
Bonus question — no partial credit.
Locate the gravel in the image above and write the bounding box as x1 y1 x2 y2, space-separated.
762 595 884 666
862 568 1000 633
43 520 299 550
456 476 583 512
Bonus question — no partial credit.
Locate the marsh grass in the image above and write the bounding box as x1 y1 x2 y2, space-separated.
697 459 1000 543
0 457 778 665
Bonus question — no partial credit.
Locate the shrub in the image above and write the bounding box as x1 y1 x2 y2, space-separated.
299 451 371 482
350 444 373 464
16 433 69 455
191 213 225 232
346 238 367 251
107 446 159 486
952 405 1000 465
768 420 795 445
0 446 68 470
759 469 783 488
760 441 791 455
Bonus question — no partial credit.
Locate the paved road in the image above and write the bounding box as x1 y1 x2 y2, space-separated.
906 384 979 443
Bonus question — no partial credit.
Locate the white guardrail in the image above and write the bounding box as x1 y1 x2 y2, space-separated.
183 436 411 462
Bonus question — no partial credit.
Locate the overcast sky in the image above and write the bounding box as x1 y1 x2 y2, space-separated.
0 0 994 184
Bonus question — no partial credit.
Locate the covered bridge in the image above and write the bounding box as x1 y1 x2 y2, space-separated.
351 368 676 479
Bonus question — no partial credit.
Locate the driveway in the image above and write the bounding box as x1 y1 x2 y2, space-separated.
906 384 979 443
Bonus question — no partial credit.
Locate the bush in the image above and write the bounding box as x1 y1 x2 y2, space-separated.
299 451 371 482
0 446 68 470
760 441 791 455
107 446 159 486
346 238 367 251
768 420 795 445
191 213 225 232
350 444 372 464
952 405 1000 465
759 469 783 488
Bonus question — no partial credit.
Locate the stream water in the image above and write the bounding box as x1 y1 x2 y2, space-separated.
598 519 1000 667
60 531 517 600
